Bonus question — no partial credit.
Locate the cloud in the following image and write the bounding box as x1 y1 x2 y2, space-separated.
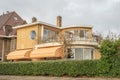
0 0 120 36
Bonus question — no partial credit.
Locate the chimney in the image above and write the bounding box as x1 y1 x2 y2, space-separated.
6 11 9 14
23 20 27 24
32 17 37 23
57 16 62 27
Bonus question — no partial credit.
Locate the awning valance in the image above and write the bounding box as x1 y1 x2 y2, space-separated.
30 46 64 59
7 49 32 60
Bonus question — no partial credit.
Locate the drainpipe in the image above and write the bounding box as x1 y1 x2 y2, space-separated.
2 39 4 61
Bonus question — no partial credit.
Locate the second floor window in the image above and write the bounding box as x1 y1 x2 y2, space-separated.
43 28 58 42
65 30 89 41
14 17 18 21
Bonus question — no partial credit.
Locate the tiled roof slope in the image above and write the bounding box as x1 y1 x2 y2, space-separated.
0 12 13 28
0 11 26 36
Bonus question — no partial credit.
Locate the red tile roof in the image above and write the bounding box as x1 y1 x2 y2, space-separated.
0 11 26 36
0 12 13 28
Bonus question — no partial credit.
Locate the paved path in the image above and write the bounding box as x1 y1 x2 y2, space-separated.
0 75 119 80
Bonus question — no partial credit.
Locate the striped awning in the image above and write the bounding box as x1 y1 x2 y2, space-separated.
30 46 64 59
7 49 32 60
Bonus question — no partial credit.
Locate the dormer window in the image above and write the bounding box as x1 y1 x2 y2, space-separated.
3 25 13 36
14 17 18 21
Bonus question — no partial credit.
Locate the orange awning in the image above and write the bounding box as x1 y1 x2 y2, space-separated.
7 49 32 60
30 46 64 59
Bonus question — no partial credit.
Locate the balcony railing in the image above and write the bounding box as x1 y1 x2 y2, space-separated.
71 40 99 46
36 38 100 49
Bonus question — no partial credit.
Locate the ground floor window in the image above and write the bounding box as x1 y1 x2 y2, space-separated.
67 48 93 60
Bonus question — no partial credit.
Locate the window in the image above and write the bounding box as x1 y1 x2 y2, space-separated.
72 48 93 60
84 48 92 59
65 31 73 39
75 48 83 60
85 30 89 39
74 30 79 35
14 17 18 21
64 30 90 41
73 30 89 41
80 30 84 38
30 30 36 40
3 25 13 36
43 28 58 42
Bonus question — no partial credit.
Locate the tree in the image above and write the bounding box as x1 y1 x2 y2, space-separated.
115 38 120 59
100 33 120 75
100 39 118 62
58 33 74 59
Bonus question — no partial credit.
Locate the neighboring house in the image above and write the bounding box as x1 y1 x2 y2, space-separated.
7 16 101 61
0 11 26 61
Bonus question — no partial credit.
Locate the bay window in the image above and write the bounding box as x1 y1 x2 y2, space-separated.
43 28 58 42
68 48 93 60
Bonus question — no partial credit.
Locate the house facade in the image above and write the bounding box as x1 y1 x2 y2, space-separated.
0 11 26 61
7 16 101 61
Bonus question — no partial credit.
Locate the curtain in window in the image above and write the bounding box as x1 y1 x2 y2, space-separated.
74 48 93 60
75 48 83 60
43 28 58 42
84 48 92 59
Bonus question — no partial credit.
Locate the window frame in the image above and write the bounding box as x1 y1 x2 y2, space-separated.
70 48 94 60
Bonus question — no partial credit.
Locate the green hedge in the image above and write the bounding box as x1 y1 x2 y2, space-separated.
0 60 120 77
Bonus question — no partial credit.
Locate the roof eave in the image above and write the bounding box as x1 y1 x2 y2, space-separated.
13 21 59 29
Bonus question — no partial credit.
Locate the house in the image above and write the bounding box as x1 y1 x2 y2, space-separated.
7 16 101 61
0 11 26 61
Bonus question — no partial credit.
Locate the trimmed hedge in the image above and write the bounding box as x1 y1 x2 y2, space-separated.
0 60 120 77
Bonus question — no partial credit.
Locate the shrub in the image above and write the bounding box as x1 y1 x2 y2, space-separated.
100 38 120 77
0 60 100 77
0 60 119 77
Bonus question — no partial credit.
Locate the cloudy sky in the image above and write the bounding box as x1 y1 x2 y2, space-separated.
0 0 120 36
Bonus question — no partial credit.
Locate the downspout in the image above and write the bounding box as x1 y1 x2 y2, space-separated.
37 24 39 45
41 25 44 43
2 39 4 61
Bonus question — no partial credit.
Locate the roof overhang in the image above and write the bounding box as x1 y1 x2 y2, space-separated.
61 25 93 29
13 21 59 29
13 21 93 30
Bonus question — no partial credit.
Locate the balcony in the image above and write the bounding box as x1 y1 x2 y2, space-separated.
64 36 100 47
35 40 99 49
70 40 100 47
